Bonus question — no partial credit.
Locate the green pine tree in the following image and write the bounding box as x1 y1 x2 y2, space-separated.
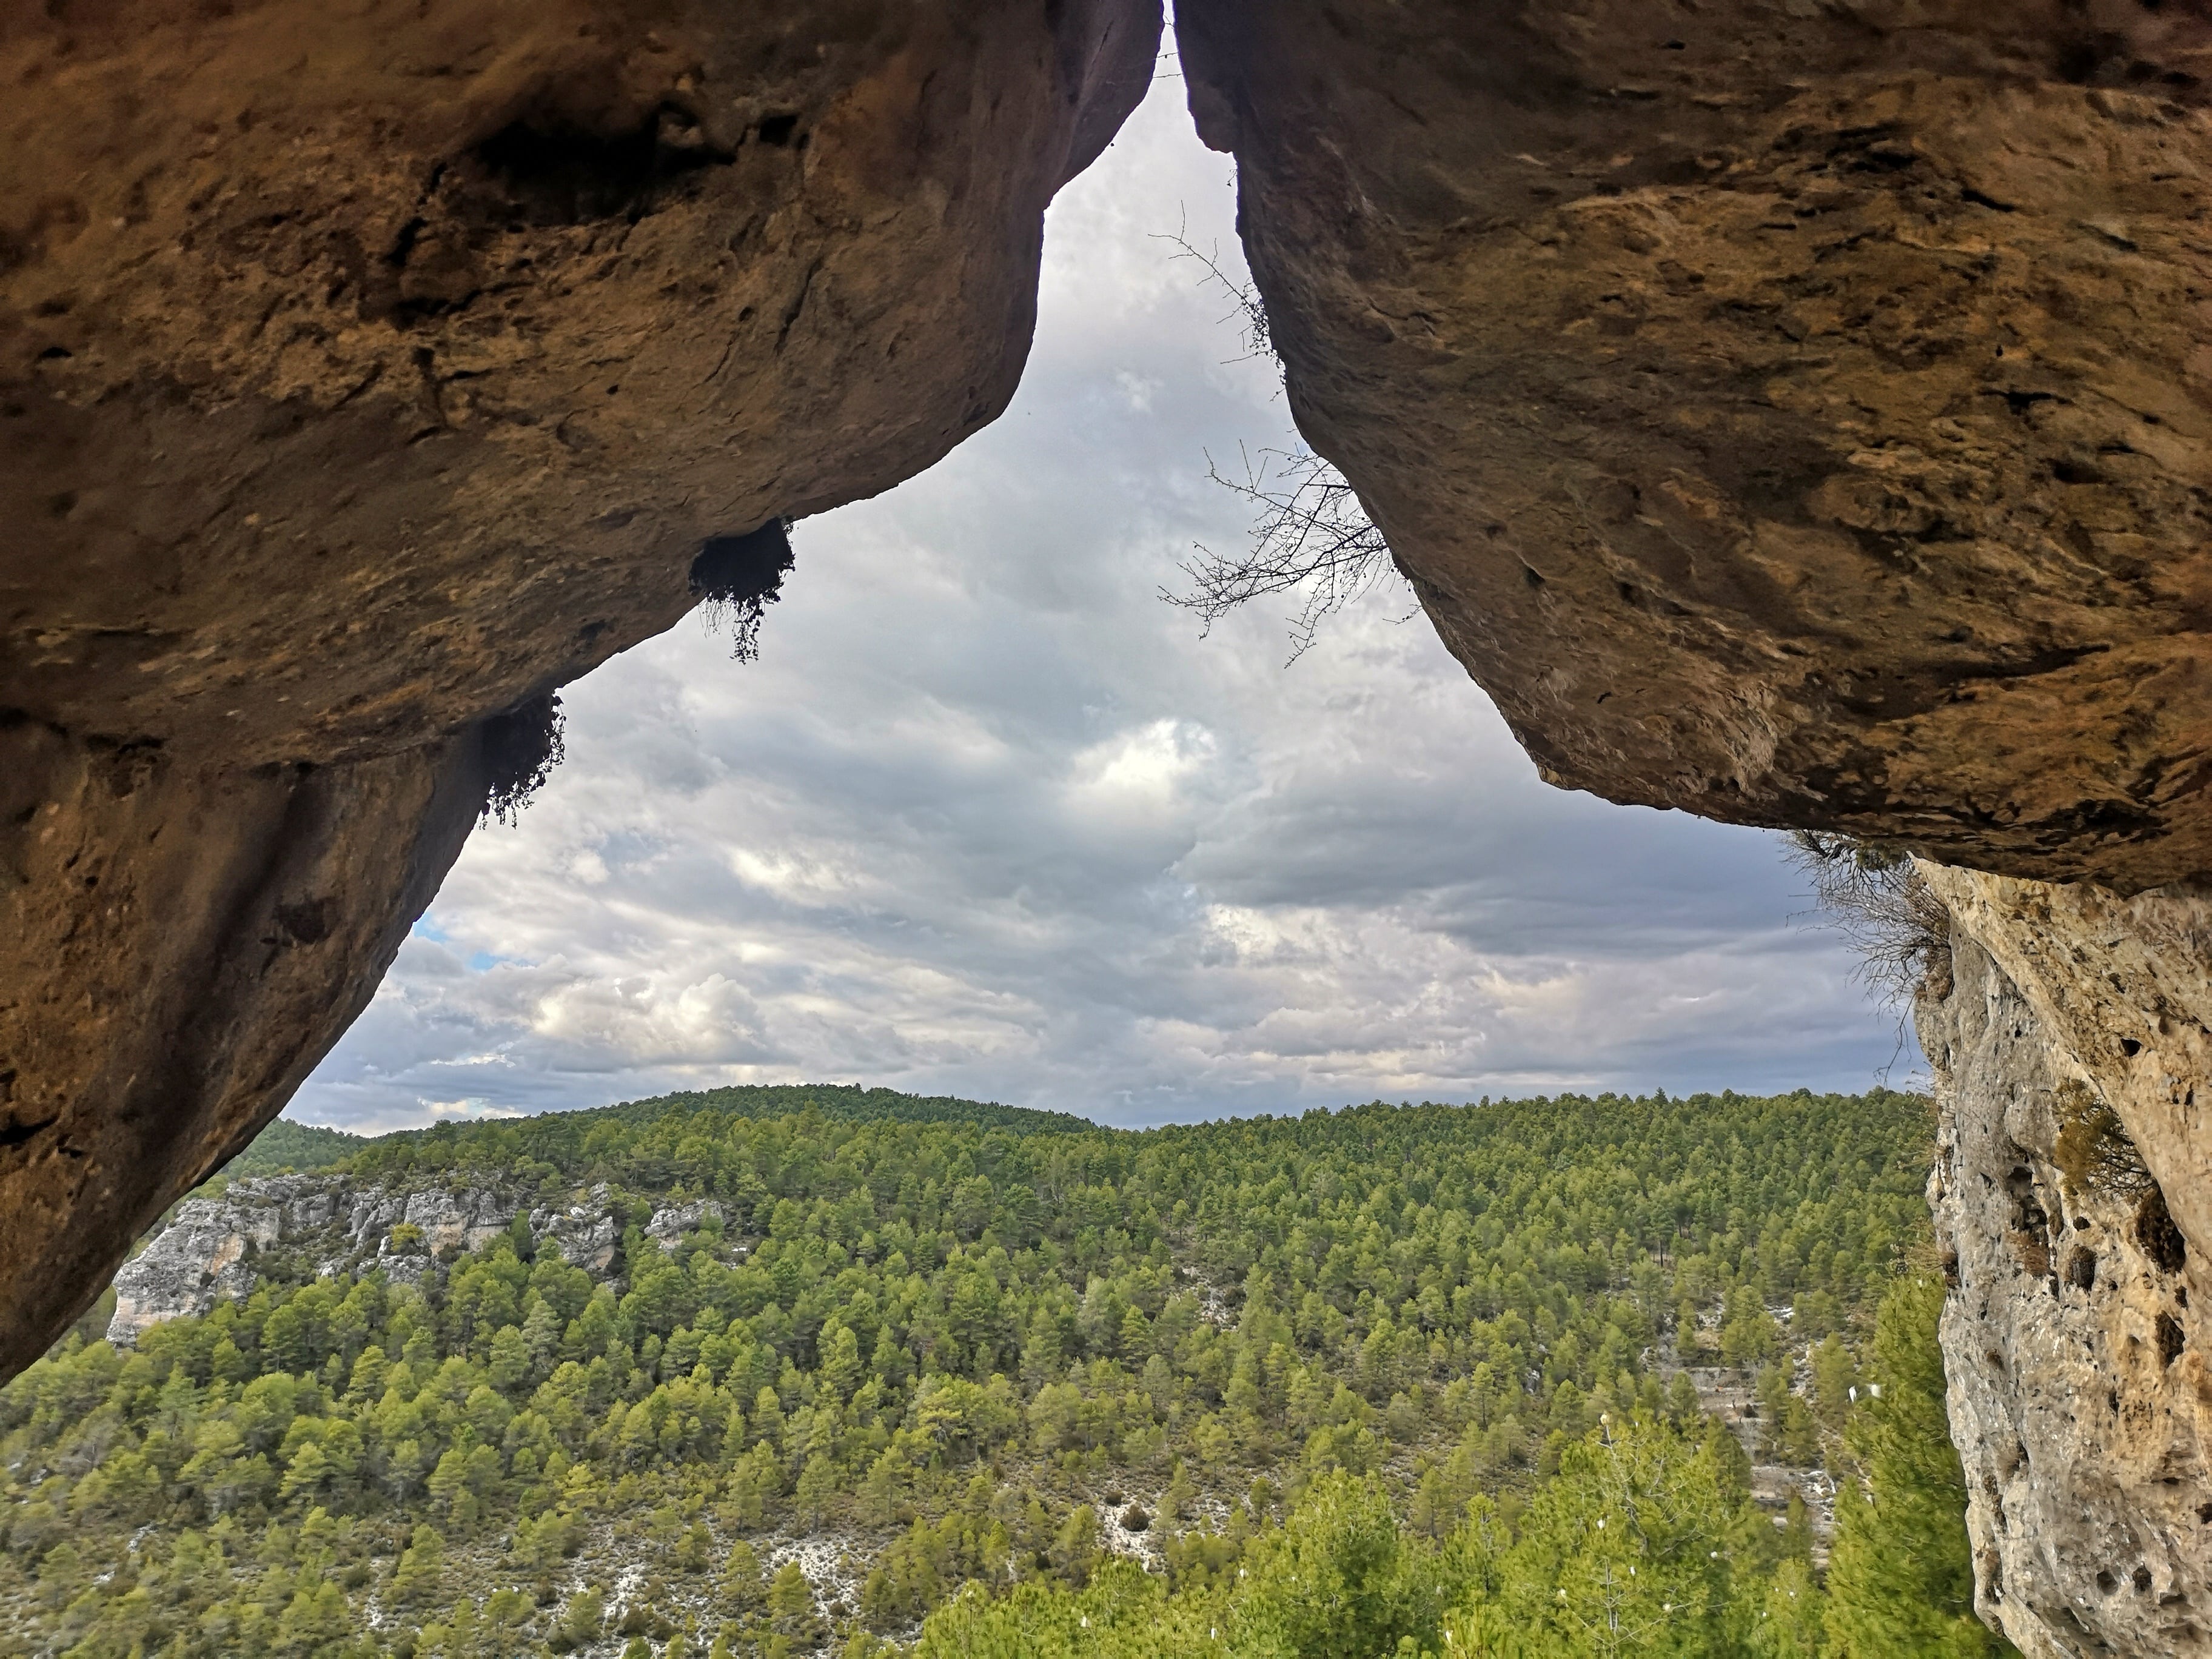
1824 1275 2017 1657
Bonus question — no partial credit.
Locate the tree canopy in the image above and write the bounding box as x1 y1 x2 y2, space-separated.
0 1085 2002 1657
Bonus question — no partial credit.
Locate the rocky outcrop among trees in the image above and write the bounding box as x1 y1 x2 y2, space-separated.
104 1175 709 1345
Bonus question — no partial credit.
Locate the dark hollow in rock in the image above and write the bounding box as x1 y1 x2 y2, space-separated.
2137 1187 2190 1275
471 110 735 229
479 693 566 825
274 898 332 947
1120 1504 1151 1533
691 520 796 662
2157 1312 2187 1367
2068 1247 2098 1292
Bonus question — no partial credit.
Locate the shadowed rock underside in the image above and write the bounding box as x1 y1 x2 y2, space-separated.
1177 0 2212 892
0 0 1160 1373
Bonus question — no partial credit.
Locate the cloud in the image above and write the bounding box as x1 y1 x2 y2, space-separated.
292 66 1907 1136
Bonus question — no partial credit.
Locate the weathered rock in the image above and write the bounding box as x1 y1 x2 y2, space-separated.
644 1198 724 1241
534 1188 623 1274
1925 870 2212 1655
109 1194 280 1347
1176 0 2212 891
0 0 1161 1374
9 734 485 1369
109 1173 370 1342
106 1173 637 1339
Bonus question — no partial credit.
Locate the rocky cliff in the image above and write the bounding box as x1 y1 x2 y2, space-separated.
0 0 1161 1372
104 1173 729 1346
1922 871 2212 1656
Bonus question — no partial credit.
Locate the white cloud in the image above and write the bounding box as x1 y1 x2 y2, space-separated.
292 64 1904 1136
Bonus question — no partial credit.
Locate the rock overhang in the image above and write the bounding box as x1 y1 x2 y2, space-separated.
1176 0 2212 892
0 0 1162 1376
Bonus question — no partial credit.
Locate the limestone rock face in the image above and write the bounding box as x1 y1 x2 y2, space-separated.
1925 870 2212 1656
644 1198 725 1242
1176 0 2212 891
541 1188 623 1275
109 1188 290 1348
106 1173 638 1343
0 0 1159 1374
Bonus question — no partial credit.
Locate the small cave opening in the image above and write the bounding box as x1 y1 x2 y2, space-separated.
479 692 566 825
691 519 796 662
469 107 734 228
2157 1311 2187 1367
2068 1246 2098 1292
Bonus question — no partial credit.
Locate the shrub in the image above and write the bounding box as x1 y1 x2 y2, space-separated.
2051 1081 2157 1201
478 693 565 825
690 521 794 662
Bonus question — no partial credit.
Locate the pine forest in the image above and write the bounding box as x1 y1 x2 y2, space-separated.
0 1085 2008 1658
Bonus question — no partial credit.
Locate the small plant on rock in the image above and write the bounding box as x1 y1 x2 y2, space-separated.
2052 1079 2156 1201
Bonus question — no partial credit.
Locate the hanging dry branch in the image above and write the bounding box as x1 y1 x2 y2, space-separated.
1165 443 1399 662
1153 225 1404 663
1784 831 1953 1006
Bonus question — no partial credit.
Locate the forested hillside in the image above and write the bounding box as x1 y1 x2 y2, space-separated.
0 1087 1998 1657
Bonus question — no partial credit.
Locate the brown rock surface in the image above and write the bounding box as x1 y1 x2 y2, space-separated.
0 0 1159 1373
1176 0 2212 891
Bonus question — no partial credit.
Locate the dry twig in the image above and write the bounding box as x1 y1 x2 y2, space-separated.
1784 832 1952 1007
1153 226 1404 662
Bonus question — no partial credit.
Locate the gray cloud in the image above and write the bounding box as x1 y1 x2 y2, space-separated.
293 70 1909 1135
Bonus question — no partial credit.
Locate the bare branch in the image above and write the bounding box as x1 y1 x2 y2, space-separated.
1164 444 1399 662
1151 220 1274 369
1153 222 1405 663
1783 832 1953 1007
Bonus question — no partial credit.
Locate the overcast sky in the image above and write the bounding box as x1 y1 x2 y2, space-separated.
291 64 1908 1135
